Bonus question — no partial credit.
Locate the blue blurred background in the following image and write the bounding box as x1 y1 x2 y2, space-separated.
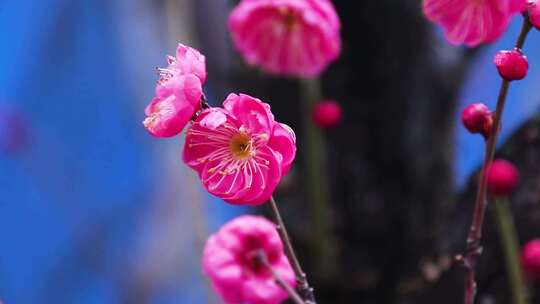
0 1 242 303
0 0 539 303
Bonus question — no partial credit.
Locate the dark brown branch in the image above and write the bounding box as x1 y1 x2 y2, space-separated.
461 16 532 304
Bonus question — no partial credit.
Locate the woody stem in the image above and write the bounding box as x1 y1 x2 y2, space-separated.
268 196 316 303
255 251 306 304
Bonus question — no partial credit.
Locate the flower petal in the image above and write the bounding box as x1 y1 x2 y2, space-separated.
223 93 274 138
183 108 239 172
242 278 288 304
175 43 207 84
267 123 296 175
143 95 195 138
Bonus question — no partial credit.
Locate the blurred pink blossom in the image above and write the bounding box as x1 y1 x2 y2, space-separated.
422 0 527 47
202 215 296 304
228 0 341 77
183 93 296 205
143 44 206 137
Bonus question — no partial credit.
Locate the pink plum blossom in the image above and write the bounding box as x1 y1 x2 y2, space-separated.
422 0 527 47
203 215 296 304
143 44 206 137
228 0 341 77
183 93 296 205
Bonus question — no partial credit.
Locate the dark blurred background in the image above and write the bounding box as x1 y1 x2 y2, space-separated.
2 0 540 303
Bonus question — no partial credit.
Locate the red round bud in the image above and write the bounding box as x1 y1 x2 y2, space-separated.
486 159 519 196
461 103 492 138
493 49 529 81
312 100 342 129
522 239 540 281
529 2 540 31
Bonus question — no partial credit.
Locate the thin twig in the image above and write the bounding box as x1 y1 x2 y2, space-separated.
255 251 306 304
461 16 532 304
492 198 528 304
268 196 316 303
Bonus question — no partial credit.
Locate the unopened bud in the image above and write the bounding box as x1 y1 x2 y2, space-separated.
522 239 540 281
486 159 519 197
493 49 529 81
312 100 343 129
461 103 492 138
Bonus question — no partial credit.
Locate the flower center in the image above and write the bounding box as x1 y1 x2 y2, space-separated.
279 6 296 28
229 132 254 160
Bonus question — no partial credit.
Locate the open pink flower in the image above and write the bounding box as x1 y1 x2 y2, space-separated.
422 0 527 46
143 44 206 137
228 0 341 77
203 215 296 304
183 93 296 205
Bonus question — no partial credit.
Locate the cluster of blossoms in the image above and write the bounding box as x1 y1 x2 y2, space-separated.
143 0 344 302
143 44 296 206
142 0 540 301
143 44 297 303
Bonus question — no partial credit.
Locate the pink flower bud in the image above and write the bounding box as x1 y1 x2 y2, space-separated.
529 1 540 30
493 49 529 81
312 100 343 129
461 103 493 138
486 159 519 196
522 239 540 281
